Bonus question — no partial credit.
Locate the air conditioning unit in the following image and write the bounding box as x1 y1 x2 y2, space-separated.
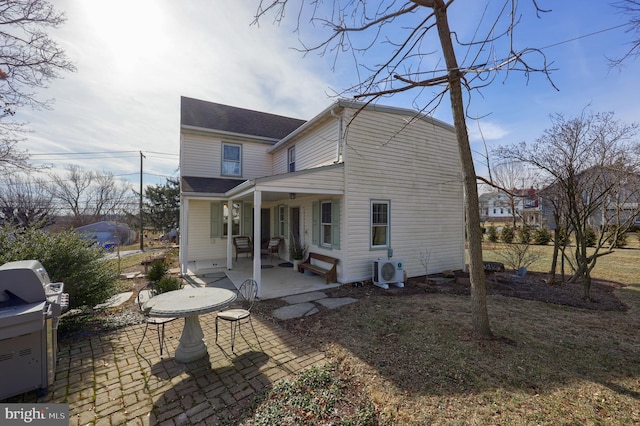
372 258 405 289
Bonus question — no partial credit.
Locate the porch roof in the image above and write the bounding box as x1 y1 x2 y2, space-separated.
181 164 344 202
181 176 245 194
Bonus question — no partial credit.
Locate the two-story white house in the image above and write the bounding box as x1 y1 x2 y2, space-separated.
179 96 465 297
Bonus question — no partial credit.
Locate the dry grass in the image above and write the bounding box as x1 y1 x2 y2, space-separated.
253 244 640 425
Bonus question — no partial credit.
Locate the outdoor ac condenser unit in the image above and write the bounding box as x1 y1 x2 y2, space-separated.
372 258 405 289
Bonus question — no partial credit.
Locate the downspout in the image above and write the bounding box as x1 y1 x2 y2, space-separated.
330 108 342 163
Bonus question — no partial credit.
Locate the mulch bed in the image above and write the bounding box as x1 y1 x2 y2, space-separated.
407 271 628 312
310 270 629 313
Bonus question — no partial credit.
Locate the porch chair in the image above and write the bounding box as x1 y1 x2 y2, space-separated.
136 291 177 357
215 278 258 352
261 237 282 263
233 236 253 261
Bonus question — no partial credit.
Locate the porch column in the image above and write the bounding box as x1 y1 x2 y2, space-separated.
253 190 262 298
226 198 233 270
179 197 189 276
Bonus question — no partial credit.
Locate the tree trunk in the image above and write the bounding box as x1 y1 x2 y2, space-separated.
433 1 492 338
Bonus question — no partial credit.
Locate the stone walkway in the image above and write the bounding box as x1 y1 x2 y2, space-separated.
3 311 327 425
272 291 358 320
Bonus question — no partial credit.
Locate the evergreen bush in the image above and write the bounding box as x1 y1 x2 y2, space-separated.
501 226 514 244
487 226 498 243
0 226 121 309
518 226 531 244
533 227 552 245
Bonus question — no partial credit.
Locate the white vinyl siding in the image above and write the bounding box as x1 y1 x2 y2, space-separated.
187 200 228 261
181 131 273 178
272 118 339 174
340 108 464 282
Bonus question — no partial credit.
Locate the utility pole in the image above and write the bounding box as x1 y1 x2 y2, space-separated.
140 151 145 251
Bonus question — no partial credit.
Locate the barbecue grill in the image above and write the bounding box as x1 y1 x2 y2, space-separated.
0 260 68 400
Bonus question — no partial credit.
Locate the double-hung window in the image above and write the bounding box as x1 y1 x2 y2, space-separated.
222 143 241 176
278 205 286 236
223 202 241 236
321 201 332 246
288 146 295 172
371 200 390 248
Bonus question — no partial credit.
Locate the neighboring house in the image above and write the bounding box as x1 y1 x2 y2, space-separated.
75 221 136 246
179 96 465 294
539 167 640 230
479 188 542 230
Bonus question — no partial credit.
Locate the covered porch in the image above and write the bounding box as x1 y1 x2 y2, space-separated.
185 256 341 299
180 164 345 298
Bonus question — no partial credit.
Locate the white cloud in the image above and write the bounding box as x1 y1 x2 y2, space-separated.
468 120 509 143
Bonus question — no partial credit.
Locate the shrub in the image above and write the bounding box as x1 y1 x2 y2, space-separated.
494 242 542 271
607 229 628 248
518 226 531 244
146 259 168 282
585 227 597 247
487 226 498 243
152 275 182 295
533 227 552 245
0 226 121 309
500 226 514 244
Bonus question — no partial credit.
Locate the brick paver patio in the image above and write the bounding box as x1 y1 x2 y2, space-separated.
6 312 325 425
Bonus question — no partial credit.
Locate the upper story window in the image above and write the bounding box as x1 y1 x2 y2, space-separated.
222 143 242 176
288 146 296 172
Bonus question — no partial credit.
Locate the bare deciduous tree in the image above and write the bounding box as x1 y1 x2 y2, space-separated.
0 0 75 173
256 0 556 339
0 174 55 228
611 0 640 66
495 111 640 299
46 165 132 228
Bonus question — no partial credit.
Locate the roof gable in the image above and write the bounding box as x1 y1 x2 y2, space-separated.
180 97 307 140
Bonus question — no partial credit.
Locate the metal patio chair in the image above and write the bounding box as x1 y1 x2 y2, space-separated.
136 291 177 357
215 278 258 352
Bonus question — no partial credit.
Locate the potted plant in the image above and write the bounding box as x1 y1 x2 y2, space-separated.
289 236 306 271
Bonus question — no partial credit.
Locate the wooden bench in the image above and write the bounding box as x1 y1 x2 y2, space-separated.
299 252 339 284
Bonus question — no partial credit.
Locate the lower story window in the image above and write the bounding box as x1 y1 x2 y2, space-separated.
321 201 332 246
371 200 389 248
223 202 240 236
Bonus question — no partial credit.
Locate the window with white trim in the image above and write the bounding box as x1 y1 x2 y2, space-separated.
321 201 332 246
288 146 295 172
371 200 390 248
222 143 241 176
278 205 286 236
223 202 241 236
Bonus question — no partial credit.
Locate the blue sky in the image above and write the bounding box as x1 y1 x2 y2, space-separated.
15 0 640 188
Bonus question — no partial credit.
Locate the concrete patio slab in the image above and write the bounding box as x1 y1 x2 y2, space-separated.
273 302 319 320
316 297 358 309
280 291 327 305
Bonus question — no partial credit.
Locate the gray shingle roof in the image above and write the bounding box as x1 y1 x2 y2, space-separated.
181 176 245 194
180 96 307 140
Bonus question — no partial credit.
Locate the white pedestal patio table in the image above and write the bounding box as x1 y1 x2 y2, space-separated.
143 287 237 362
